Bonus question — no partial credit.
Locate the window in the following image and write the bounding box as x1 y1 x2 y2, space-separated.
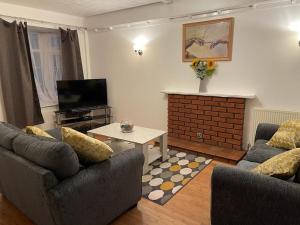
28 30 63 107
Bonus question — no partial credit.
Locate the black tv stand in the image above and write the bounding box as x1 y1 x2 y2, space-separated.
55 105 112 133
70 108 91 114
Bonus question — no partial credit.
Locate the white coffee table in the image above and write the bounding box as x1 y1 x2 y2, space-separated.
88 123 168 174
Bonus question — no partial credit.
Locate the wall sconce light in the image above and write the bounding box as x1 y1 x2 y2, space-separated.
134 48 143 56
133 36 148 56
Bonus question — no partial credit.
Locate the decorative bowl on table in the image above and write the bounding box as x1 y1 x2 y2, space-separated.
120 121 134 133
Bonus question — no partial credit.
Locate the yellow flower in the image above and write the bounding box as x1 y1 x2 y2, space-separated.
207 60 216 70
191 58 200 67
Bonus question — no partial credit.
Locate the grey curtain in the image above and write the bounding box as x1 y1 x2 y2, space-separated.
60 28 84 80
0 19 44 128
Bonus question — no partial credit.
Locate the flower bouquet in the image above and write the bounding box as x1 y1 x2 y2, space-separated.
190 59 217 92
190 59 216 80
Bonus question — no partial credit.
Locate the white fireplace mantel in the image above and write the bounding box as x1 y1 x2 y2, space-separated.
161 90 256 99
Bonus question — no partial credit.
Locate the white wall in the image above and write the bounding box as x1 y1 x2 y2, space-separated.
0 2 86 129
87 5 300 148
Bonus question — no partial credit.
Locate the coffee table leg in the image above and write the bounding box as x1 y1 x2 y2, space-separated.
160 133 168 161
136 143 149 174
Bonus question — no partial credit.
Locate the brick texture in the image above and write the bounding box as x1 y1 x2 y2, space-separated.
168 95 246 150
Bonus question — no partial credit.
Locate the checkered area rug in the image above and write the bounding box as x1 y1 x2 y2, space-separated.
142 149 212 205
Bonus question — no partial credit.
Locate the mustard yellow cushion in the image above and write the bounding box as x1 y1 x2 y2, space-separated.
252 148 300 179
267 130 297 149
61 127 113 163
280 120 300 140
26 126 54 139
267 120 300 149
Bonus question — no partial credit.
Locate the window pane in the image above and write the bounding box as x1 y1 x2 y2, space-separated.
29 32 39 49
51 35 61 49
33 52 41 67
32 52 45 91
28 30 62 107
53 54 62 85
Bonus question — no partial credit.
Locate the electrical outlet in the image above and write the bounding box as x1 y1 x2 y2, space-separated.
197 132 203 139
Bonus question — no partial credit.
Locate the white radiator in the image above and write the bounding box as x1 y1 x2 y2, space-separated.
251 108 300 144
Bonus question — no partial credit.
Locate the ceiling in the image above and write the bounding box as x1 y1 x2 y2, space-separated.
0 0 169 17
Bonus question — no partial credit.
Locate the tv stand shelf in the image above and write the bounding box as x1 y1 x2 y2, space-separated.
55 106 112 133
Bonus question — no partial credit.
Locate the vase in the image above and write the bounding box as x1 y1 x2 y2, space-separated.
199 78 208 92
120 120 134 133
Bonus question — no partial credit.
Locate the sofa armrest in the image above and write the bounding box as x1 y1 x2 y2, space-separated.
255 123 279 142
48 148 144 225
0 148 58 225
211 166 300 225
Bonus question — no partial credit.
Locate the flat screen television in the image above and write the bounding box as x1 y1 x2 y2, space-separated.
57 79 107 111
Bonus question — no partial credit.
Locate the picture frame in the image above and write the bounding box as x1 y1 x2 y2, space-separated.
182 17 234 62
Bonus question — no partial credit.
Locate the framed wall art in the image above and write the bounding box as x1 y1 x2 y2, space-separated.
183 18 234 62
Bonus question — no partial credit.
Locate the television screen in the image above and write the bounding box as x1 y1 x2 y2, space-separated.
57 79 107 111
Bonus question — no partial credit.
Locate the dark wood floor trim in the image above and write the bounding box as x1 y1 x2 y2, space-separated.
168 136 246 164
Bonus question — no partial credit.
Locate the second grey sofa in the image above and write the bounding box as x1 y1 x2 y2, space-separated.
0 123 144 225
211 123 300 225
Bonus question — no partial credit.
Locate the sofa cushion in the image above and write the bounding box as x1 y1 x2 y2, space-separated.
237 160 260 170
252 139 286 151
279 120 300 140
254 139 272 146
267 129 297 150
267 120 300 150
61 127 113 164
244 139 286 163
12 133 80 179
0 122 24 150
252 148 300 179
26 126 54 139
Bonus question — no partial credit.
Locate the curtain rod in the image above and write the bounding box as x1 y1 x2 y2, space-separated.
0 13 87 30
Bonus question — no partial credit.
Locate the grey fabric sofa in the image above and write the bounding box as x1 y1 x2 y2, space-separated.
0 123 144 225
211 123 300 225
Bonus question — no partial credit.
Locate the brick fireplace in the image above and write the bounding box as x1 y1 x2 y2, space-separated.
166 92 252 151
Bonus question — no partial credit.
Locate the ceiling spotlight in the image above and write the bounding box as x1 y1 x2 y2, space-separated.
291 0 296 4
94 28 99 32
108 26 113 30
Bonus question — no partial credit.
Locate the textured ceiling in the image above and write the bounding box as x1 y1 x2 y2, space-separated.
0 0 167 17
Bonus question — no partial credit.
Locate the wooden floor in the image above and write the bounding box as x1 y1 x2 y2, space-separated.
0 160 227 225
